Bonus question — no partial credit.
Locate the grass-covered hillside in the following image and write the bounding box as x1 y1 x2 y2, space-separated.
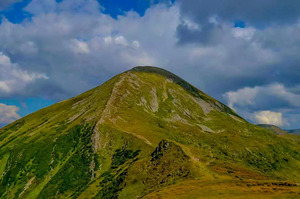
0 66 299 198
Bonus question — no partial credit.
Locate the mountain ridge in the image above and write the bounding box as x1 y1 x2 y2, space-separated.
130 66 240 117
257 124 288 135
258 124 300 135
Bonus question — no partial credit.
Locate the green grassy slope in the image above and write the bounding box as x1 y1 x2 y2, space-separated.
0 66 299 198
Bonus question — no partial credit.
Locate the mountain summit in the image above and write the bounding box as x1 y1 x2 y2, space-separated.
0 66 299 198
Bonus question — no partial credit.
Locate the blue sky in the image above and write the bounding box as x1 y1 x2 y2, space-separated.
0 0 299 129
0 0 168 23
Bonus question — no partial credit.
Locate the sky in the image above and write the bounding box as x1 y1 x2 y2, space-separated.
0 0 299 129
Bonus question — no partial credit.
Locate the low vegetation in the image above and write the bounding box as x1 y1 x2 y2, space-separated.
0 66 299 198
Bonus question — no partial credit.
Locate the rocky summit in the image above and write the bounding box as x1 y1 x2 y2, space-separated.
0 66 299 198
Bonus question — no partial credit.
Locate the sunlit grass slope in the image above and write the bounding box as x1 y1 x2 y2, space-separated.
0 66 299 198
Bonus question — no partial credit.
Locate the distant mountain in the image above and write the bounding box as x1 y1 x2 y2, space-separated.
286 129 300 135
0 66 299 198
257 124 300 136
257 124 287 135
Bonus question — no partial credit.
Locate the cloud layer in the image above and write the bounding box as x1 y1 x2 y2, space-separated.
177 0 300 44
0 52 48 97
0 0 299 128
224 83 300 110
224 83 300 127
254 111 283 126
0 103 20 124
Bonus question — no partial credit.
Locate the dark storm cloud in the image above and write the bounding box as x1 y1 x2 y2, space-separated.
173 0 300 100
178 0 300 26
177 0 300 44
173 0 300 128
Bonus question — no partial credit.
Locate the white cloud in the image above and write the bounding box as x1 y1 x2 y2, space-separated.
70 39 89 54
224 86 258 109
103 34 139 49
0 1 180 98
181 17 200 30
0 52 48 97
254 111 283 126
0 103 20 124
132 40 140 48
0 0 291 99
232 27 256 41
224 83 300 109
114 36 128 46
0 0 299 127
104 35 128 46
224 83 300 127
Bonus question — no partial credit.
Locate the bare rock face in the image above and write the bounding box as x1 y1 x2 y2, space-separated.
141 140 190 196
151 140 170 161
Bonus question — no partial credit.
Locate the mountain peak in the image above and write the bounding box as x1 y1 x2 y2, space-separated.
129 66 195 94
129 66 179 79
128 66 239 117
129 66 197 93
